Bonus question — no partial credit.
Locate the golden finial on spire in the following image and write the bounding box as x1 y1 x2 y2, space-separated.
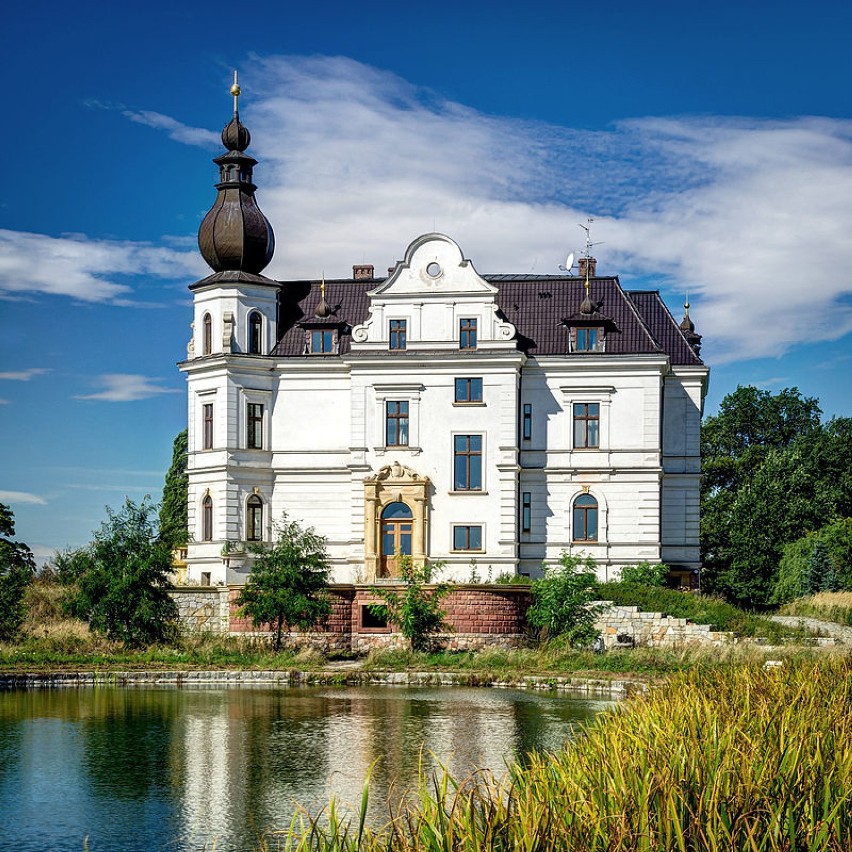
684 291 691 318
320 273 326 300
230 70 241 114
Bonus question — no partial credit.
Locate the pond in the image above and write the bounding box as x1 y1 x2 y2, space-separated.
0 685 615 851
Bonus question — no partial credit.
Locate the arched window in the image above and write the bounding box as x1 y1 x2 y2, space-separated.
572 494 598 542
247 495 263 541
248 312 262 354
203 313 212 356
202 495 213 541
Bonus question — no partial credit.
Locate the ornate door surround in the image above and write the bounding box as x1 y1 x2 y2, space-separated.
364 462 430 580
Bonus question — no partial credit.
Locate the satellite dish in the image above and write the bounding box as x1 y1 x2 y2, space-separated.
558 252 574 273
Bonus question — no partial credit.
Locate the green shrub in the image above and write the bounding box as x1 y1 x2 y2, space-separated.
618 560 668 586
527 552 602 646
493 572 531 585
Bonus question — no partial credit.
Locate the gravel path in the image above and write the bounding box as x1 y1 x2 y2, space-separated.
769 615 852 644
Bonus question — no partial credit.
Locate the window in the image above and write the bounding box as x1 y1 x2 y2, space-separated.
311 329 334 353
247 403 263 449
521 492 531 533
573 494 598 542
200 572 211 586
573 327 603 352
203 313 212 355
248 312 262 354
389 319 407 351
247 495 263 541
385 401 409 446
454 377 483 404
573 403 600 449
453 435 482 491
360 605 388 630
459 318 477 350
522 403 532 440
203 403 213 450
453 525 482 551
202 495 213 541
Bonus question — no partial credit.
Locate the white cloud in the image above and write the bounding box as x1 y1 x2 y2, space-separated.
0 398 8 404
0 368 50 381
74 374 182 402
0 230 206 303
0 490 47 505
123 110 220 148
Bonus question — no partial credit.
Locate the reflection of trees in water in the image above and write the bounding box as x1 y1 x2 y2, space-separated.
80 688 184 802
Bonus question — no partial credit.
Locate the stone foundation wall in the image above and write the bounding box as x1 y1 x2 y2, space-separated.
170 586 731 650
593 603 731 648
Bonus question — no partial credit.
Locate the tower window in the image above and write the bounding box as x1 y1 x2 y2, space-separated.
203 403 213 450
459 318 477 350
453 435 483 491
386 401 409 447
247 403 263 449
202 495 213 541
522 404 532 441
573 403 600 449
572 327 604 352
389 320 407 351
248 312 263 354
573 494 598 542
203 313 212 356
247 495 263 541
521 492 531 533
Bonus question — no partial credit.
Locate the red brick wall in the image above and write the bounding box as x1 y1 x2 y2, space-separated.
228 584 532 650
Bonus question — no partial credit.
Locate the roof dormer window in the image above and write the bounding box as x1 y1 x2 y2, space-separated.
570 326 605 353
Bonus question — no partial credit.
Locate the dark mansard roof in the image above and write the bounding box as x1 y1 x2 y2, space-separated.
270 274 703 366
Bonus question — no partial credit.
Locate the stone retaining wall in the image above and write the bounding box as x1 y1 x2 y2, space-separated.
170 585 732 650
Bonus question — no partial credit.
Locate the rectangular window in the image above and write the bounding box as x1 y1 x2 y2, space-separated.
385 400 409 446
522 403 532 440
453 434 482 491
573 403 600 449
521 492 531 533
454 377 483 403
247 403 263 449
311 329 334 353
203 403 213 450
389 319 407 351
453 525 482 551
574 327 603 352
459 318 477 350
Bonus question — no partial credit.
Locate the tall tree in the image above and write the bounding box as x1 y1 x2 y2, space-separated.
0 503 36 639
712 417 852 606
159 429 188 551
701 386 822 599
63 498 178 646
236 516 331 651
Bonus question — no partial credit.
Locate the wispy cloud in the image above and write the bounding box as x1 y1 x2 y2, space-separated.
74 374 182 402
65 483 160 493
0 230 205 303
0 398 8 405
0 490 47 505
123 110 220 148
0 368 50 381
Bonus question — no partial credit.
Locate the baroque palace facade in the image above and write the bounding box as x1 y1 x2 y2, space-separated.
179 92 708 587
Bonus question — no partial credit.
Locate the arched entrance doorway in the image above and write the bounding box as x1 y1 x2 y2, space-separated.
380 501 413 577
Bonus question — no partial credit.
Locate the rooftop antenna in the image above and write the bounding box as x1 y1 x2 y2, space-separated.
578 217 603 260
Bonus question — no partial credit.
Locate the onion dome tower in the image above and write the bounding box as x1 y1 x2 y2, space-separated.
198 73 275 274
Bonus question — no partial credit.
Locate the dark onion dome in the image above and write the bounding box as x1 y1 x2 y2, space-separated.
197 81 274 276
221 115 251 152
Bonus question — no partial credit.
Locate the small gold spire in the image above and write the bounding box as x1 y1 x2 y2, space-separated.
584 267 591 298
320 273 326 300
230 70 241 114
684 291 691 318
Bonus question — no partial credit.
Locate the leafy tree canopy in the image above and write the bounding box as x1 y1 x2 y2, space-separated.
369 555 450 652
236 516 331 651
159 429 188 551
61 498 178 647
0 503 36 640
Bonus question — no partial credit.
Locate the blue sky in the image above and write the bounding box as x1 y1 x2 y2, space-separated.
2 0 852 562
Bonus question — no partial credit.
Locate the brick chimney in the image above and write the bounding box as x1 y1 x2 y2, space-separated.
353 264 374 281
577 257 597 278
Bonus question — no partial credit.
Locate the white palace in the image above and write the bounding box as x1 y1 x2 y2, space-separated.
179 89 708 587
